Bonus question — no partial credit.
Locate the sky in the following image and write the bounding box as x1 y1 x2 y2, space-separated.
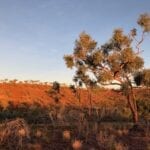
0 0 149 84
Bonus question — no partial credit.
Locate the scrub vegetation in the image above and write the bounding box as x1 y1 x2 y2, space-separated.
0 13 150 150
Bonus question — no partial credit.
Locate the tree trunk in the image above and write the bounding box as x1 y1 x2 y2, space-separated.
133 110 138 123
87 88 92 116
127 92 138 123
126 76 139 123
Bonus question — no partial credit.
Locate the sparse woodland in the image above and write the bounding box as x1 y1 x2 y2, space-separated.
64 13 150 123
0 13 150 150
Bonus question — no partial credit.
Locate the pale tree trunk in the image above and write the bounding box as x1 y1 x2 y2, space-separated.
127 93 138 123
125 76 138 123
87 88 92 116
77 87 81 109
74 82 81 103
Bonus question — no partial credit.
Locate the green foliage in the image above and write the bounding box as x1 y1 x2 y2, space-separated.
138 13 150 32
112 28 131 47
64 55 74 69
69 85 76 93
52 81 60 93
74 32 97 59
47 81 62 103
92 50 103 65
134 69 150 87
64 32 99 87
98 71 113 82
0 102 51 124
137 99 150 117
142 69 150 87
134 72 143 86
64 13 149 89
63 13 150 123
121 82 130 96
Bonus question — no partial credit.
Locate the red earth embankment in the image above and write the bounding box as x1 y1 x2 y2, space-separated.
0 83 149 108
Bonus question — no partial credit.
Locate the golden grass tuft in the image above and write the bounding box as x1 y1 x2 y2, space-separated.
114 142 128 150
72 139 82 150
63 130 71 140
35 130 42 138
18 128 26 137
0 118 30 148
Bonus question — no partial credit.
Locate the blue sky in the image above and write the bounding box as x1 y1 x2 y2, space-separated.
0 0 149 84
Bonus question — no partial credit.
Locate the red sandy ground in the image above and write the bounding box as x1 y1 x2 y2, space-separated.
0 83 149 150
0 82 149 108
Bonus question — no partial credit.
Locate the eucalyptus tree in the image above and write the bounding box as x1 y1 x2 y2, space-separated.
64 13 150 123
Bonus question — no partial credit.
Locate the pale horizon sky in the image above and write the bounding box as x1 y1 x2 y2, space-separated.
0 0 149 84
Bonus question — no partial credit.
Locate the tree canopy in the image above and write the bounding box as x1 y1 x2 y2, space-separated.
64 13 150 88
64 13 150 123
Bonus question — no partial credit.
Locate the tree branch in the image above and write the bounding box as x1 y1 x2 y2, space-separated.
134 31 145 54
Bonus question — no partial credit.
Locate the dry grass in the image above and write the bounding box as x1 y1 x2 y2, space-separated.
0 118 30 149
72 139 83 150
63 130 71 140
0 82 149 149
27 143 42 150
114 142 128 150
35 129 42 138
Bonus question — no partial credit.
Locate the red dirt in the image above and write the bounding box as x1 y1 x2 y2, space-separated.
0 82 149 108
